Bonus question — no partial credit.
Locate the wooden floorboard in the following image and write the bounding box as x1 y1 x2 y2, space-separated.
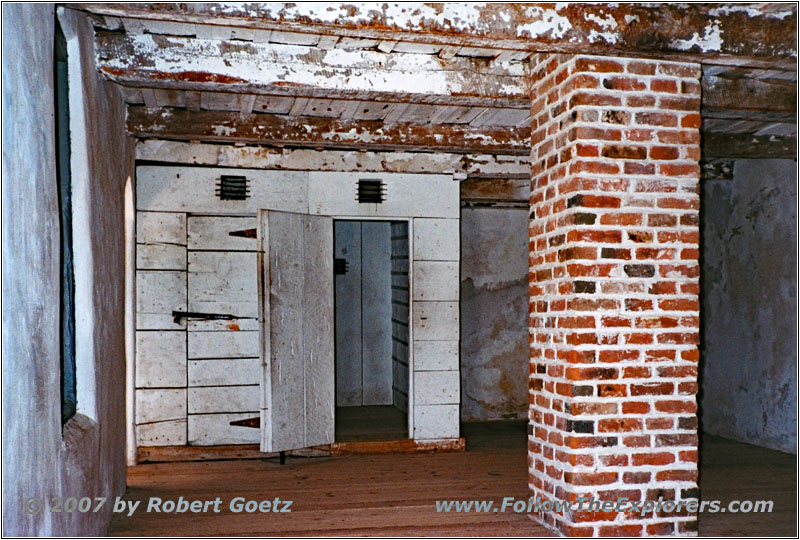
110 422 796 536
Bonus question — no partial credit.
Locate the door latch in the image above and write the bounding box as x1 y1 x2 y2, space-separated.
334 258 349 275
171 310 238 324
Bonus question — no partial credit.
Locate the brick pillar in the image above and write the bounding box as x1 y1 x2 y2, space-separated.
527 54 701 537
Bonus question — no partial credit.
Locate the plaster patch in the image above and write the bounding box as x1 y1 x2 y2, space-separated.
669 20 723 52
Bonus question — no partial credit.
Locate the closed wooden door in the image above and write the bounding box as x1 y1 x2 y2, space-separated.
258 210 335 453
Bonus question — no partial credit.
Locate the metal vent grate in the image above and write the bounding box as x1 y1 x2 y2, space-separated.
217 175 249 200
357 179 385 204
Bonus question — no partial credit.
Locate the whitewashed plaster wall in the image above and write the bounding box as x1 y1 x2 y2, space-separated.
460 207 529 421
134 166 460 444
2 6 132 535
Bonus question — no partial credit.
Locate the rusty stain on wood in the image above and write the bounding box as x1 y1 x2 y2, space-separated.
127 107 529 154
76 3 797 64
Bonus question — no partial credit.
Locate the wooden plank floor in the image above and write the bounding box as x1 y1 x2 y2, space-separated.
110 422 796 536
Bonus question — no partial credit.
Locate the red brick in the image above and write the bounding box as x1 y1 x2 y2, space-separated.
651 79 678 93
655 400 697 413
622 401 650 414
649 146 680 160
632 452 675 466
635 112 678 127
631 382 674 396
598 418 643 432
575 57 625 73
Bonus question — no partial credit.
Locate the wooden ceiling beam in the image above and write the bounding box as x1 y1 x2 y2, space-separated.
95 31 529 108
73 3 797 66
126 107 530 155
702 75 797 114
703 133 797 159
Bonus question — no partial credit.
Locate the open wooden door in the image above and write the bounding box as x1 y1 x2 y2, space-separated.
258 210 335 453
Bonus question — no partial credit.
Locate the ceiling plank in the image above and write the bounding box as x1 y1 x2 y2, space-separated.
72 3 797 65
94 31 529 107
703 133 797 159
126 106 529 155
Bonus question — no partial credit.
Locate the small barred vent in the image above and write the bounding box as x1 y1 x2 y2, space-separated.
217 175 249 200
357 179 385 204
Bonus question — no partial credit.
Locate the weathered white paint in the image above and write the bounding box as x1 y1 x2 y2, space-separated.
412 219 460 261
96 33 527 105
3 8 131 534
135 388 186 424
413 302 459 342
413 341 459 371
414 371 460 405
334 221 363 407
188 358 260 387
413 261 459 301
308 172 458 218
135 270 186 329
188 413 260 445
187 330 259 359
136 211 185 244
413 404 459 440
188 385 260 414
259 210 335 452
187 216 257 251
136 243 186 270
187 251 258 318
125 176 137 465
135 331 186 388
135 140 530 179
133 165 460 446
136 166 308 214
136 419 187 446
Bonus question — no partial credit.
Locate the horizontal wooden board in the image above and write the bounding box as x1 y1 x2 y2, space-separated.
137 243 186 270
136 270 186 330
135 388 187 424
187 330 259 359
188 358 260 387
308 172 458 218
414 371 460 405
413 302 459 341
188 385 260 414
187 215 257 251
187 251 258 318
413 261 459 301
136 166 308 214
135 419 187 447
136 211 186 244
412 218 460 261
413 404 459 440
413 341 459 371
135 331 187 388
188 413 261 445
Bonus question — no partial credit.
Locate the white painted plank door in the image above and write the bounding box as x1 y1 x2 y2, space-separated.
259 210 335 453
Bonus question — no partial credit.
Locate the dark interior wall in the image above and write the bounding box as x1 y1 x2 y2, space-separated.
701 159 797 454
460 206 529 421
1 5 133 535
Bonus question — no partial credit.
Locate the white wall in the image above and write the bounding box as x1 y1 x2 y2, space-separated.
1 6 132 535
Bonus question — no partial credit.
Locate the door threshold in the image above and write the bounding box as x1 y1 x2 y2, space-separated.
136 444 329 464
330 437 465 455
